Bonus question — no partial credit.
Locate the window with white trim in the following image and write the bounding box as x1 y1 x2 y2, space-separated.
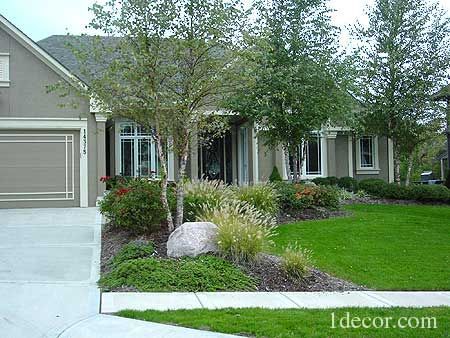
305 134 322 175
119 123 158 178
0 54 10 87
359 136 375 168
289 134 323 178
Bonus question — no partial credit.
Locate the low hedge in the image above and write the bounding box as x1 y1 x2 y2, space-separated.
337 176 358 192
358 179 450 203
312 176 338 187
312 176 358 192
358 178 387 196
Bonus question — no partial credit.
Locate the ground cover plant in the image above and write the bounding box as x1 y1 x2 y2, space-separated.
118 307 450 338
99 254 256 292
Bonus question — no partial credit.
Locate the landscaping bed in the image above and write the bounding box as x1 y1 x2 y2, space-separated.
98 177 449 293
100 223 365 292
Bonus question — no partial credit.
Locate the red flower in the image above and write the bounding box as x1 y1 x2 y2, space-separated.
100 176 111 183
116 188 131 197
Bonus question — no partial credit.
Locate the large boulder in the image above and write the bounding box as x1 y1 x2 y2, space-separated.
167 222 218 258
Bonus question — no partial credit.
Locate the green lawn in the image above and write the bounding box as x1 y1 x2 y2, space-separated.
118 307 450 338
271 204 450 290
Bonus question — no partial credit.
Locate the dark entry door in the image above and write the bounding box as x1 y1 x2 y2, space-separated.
199 132 232 183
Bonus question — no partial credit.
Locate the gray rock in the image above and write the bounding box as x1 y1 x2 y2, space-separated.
167 222 218 258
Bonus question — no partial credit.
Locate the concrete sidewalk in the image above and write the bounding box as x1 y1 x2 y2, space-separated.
102 291 450 313
59 314 238 338
0 207 102 338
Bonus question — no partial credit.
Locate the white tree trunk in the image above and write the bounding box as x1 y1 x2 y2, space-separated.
154 127 174 232
405 152 414 186
393 142 401 185
175 141 190 228
284 148 290 181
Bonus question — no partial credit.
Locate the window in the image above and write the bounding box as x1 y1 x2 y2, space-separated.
356 136 379 173
359 137 374 168
289 134 323 178
305 135 322 175
119 123 158 178
0 54 10 87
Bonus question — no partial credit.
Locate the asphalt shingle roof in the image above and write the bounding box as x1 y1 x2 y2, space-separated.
38 35 118 84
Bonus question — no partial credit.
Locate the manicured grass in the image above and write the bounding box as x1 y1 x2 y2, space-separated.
271 204 450 290
118 307 450 338
99 255 256 292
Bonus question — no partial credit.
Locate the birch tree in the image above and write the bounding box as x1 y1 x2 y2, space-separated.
226 0 354 181
353 0 450 184
67 0 244 230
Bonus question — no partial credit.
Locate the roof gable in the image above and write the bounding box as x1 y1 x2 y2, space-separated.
0 14 85 89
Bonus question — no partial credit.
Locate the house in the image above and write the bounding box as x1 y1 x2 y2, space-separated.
0 15 394 209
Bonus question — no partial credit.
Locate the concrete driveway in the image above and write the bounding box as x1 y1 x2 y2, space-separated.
0 208 101 338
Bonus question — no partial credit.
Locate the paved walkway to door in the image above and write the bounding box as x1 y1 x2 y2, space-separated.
0 208 101 338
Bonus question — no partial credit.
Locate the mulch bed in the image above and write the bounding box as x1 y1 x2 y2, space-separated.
101 205 366 292
276 207 348 225
101 225 170 274
343 196 449 206
239 254 366 292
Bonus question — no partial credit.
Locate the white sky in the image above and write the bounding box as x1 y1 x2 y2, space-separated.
0 0 449 46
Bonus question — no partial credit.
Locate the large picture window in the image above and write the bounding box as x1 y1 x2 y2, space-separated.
119 123 158 177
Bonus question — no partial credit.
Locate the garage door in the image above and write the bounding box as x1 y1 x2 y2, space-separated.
0 131 80 208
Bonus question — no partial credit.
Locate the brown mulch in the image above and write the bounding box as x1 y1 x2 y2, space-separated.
276 207 348 225
101 225 170 274
343 196 449 206
239 254 366 292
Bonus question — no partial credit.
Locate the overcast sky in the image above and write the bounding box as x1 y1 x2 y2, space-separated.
1 0 449 46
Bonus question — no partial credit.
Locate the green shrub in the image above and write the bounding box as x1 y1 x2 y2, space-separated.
407 184 450 202
312 176 338 186
382 183 410 200
99 179 168 234
337 176 358 192
364 181 450 202
111 241 155 267
100 175 134 190
336 187 354 201
294 185 340 209
281 243 312 279
99 255 256 292
273 182 340 210
199 201 276 263
358 179 388 197
269 166 283 182
272 182 306 211
183 180 232 222
233 183 279 215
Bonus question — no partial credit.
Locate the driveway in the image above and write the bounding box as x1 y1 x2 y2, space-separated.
0 208 101 338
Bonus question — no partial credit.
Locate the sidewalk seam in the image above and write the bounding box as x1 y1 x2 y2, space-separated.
194 293 206 309
362 292 395 306
279 292 302 308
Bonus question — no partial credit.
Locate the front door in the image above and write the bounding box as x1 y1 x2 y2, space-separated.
198 131 232 184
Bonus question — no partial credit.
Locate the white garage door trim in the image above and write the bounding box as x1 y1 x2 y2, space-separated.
0 133 75 201
0 117 89 207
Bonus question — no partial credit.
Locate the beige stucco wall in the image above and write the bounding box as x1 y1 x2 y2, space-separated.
0 25 103 207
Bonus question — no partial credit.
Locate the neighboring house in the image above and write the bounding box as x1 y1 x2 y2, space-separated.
0 15 394 209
